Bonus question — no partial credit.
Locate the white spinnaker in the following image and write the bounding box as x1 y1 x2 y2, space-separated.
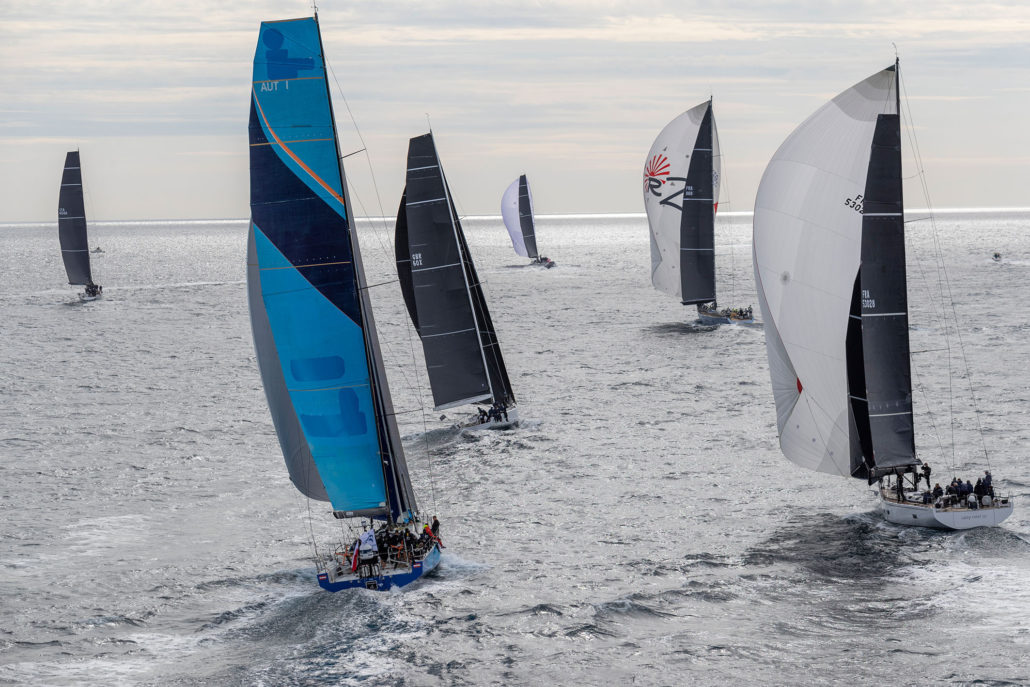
753 67 897 477
501 178 529 258
643 100 720 299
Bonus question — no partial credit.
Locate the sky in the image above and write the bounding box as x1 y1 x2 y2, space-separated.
2 0 1029 222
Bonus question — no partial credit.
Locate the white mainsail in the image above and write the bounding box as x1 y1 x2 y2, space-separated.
501 177 529 258
752 67 898 477
643 100 721 300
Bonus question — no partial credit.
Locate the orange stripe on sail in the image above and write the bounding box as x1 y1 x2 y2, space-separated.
252 89 345 207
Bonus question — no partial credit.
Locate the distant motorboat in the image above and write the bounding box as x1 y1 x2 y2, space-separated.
58 151 102 300
993 252 1002 262
644 98 750 325
753 59 1012 530
501 174 555 268
91 246 104 254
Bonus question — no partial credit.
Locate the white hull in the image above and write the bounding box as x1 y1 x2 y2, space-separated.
879 489 1013 530
78 293 101 302
458 406 519 431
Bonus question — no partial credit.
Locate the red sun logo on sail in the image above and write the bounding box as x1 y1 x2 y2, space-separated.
644 154 670 195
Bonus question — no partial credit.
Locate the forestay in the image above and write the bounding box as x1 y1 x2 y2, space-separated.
753 65 914 480
247 16 416 520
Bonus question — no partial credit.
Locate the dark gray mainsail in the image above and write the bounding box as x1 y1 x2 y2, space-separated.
679 102 716 305
517 175 538 259
396 132 516 411
57 151 95 287
846 64 916 480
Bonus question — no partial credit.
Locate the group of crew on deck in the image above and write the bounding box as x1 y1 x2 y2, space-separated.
701 303 753 320
892 463 998 509
476 402 509 425
338 516 444 578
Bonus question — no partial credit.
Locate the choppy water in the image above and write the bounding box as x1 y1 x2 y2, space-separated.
1 212 1029 686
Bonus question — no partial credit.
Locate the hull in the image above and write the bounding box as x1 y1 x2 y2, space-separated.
459 405 519 431
696 306 753 326
78 293 101 302
318 543 441 592
879 489 1014 530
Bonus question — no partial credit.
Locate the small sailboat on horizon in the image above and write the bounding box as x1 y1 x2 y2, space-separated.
247 15 442 592
395 132 519 430
501 174 554 268
644 98 751 325
58 151 103 301
753 60 1012 530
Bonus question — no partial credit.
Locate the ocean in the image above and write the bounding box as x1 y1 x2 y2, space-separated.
1 211 1029 685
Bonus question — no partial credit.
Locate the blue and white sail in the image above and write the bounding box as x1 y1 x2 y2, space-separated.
247 16 416 522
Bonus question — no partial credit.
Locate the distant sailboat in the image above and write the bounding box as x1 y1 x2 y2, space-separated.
395 132 519 430
248 15 441 591
501 174 554 268
643 99 751 325
58 151 102 300
753 60 1012 529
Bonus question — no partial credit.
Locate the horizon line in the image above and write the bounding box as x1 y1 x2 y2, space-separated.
3 206 1030 227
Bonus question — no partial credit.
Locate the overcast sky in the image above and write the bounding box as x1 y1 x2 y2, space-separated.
2 0 1028 221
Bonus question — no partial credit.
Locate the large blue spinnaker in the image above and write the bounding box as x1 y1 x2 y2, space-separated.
248 17 415 519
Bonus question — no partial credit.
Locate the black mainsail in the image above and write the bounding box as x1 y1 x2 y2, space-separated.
57 151 96 288
846 62 916 480
396 132 516 411
678 102 716 306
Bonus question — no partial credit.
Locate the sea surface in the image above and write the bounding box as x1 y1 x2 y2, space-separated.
1 211 1029 686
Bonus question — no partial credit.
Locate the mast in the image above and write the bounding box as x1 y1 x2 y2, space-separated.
314 13 415 521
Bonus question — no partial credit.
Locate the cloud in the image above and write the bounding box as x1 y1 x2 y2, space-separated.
1 0 1028 219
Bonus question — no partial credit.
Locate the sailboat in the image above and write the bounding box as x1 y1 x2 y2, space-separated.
752 60 1013 530
501 174 554 268
395 132 519 430
58 151 102 301
248 15 441 591
643 99 751 325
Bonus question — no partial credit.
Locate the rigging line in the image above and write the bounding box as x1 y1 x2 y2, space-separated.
901 73 955 465
304 492 319 565
909 341 951 471
902 72 992 472
323 55 438 512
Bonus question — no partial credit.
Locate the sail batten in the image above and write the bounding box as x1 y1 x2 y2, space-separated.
248 16 415 520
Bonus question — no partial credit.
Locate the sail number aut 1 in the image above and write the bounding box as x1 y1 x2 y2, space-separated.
753 61 1012 530
247 15 441 591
